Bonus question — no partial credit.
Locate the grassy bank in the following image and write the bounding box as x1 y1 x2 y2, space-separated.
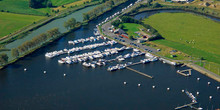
122 23 144 37
0 12 45 38
142 12 220 74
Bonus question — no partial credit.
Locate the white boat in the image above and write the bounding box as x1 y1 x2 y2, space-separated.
66 60 72 64
124 54 131 59
133 48 140 52
58 60 65 64
91 64 96 68
83 62 91 67
145 53 154 58
118 58 125 61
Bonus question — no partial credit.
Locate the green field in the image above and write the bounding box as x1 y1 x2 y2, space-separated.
0 0 83 15
0 0 48 15
144 13 220 64
51 0 80 6
0 12 45 38
122 23 144 37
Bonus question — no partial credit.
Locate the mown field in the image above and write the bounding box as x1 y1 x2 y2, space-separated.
0 0 87 15
122 23 144 37
51 0 80 6
0 0 48 15
143 12 220 64
0 12 45 38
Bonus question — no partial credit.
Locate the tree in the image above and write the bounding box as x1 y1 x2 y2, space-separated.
0 53 8 65
64 18 77 30
11 48 19 58
47 28 60 38
152 2 161 8
29 0 52 9
46 0 53 7
118 24 124 29
83 13 90 21
111 20 121 27
129 35 133 40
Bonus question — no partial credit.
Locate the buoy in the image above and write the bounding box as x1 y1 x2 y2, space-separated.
197 78 200 81
167 88 170 91
124 82 127 85
138 84 141 87
152 86 155 88
208 82 211 85
44 71 46 74
24 68 27 71
64 74 66 77
217 86 219 90
198 107 203 110
196 92 199 95
209 96 212 99
182 90 185 92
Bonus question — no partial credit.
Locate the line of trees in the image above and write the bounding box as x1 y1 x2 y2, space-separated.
29 0 53 9
83 0 127 21
11 28 60 58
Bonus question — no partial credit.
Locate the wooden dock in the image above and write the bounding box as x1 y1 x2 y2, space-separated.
128 62 142 66
177 69 192 77
175 102 197 110
126 67 153 79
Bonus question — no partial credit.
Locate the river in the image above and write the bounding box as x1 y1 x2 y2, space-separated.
0 1 219 110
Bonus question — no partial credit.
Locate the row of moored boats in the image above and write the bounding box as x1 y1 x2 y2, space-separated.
57 46 131 64
45 40 117 58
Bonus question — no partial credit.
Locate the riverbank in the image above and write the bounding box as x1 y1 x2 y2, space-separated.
127 2 220 19
0 1 100 43
82 0 129 24
185 63 220 82
0 0 131 69
0 24 81 70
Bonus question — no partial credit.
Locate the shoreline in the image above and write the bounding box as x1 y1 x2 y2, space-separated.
0 0 131 70
99 25 220 82
185 63 220 82
0 1 100 43
0 25 81 70
97 7 220 82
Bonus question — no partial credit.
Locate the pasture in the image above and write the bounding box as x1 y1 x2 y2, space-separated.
143 12 220 64
0 12 45 38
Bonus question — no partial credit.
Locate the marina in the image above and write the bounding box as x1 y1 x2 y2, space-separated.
0 0 219 110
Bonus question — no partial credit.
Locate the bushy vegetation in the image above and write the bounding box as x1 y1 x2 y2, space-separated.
64 18 81 30
29 0 53 9
0 53 8 65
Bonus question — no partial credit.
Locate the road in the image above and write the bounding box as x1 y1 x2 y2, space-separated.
101 17 157 54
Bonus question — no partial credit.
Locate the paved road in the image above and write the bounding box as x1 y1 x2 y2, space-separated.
101 17 157 54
